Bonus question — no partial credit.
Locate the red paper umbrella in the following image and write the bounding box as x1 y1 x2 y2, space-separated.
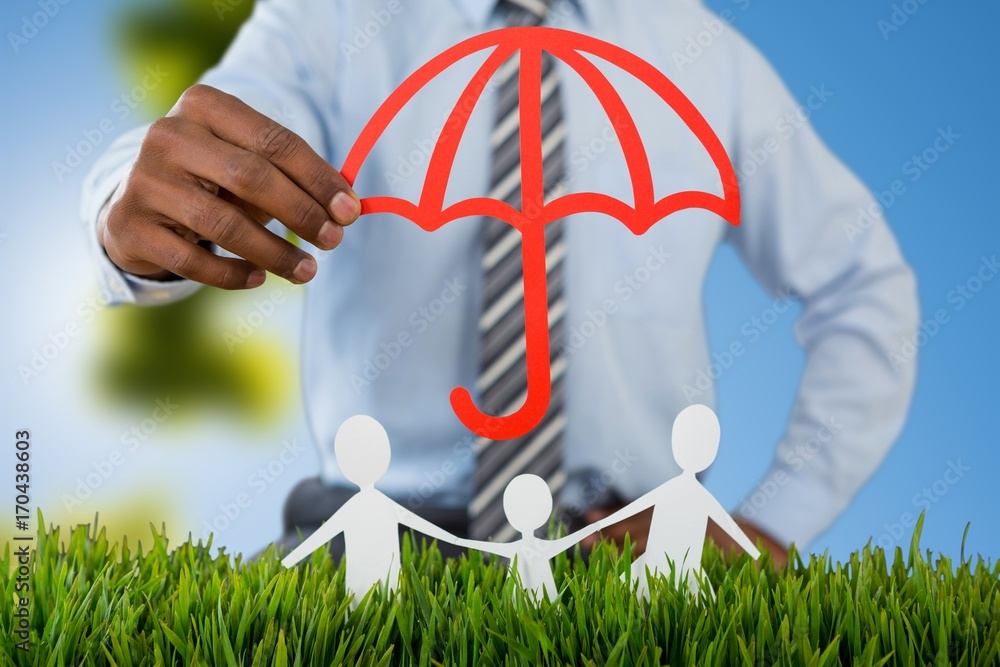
341 27 740 441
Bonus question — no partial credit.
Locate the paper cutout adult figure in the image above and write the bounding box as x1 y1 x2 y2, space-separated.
598 405 761 598
456 474 599 600
281 415 462 605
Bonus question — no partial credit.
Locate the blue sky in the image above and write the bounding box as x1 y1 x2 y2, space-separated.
1 0 997 561
700 0 999 560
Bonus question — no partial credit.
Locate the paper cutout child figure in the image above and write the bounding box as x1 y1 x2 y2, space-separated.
456 474 600 600
598 405 761 598
281 415 461 605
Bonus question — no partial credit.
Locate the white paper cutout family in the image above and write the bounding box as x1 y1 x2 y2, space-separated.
280 405 760 603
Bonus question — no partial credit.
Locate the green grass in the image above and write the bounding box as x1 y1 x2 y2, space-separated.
1 515 997 666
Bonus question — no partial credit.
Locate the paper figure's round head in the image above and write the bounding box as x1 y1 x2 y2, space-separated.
334 415 390 487
672 404 720 473
503 474 553 534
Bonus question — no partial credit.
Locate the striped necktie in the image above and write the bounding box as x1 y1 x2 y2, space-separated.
469 0 568 542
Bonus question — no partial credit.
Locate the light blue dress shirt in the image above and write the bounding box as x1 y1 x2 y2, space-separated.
82 0 918 547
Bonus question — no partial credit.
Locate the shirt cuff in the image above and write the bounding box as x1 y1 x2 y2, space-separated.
735 464 846 550
81 125 203 307
120 268 204 306
88 206 203 307
84 170 203 307
92 237 204 306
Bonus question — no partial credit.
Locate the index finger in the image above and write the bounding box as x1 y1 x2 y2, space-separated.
175 85 361 227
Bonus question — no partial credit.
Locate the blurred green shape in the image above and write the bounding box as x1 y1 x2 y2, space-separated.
93 0 297 429
95 289 296 426
116 0 256 115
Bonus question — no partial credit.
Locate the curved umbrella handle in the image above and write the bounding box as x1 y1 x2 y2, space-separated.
450 225 552 441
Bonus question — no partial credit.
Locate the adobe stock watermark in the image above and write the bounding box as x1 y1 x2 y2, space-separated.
338 0 404 63
877 0 932 41
736 84 834 184
875 459 970 551
542 0 577 29
17 277 128 386
383 62 623 192
383 77 508 191
202 438 306 540
269 103 297 128
888 254 997 370
213 0 247 20
671 0 752 73
7 0 73 53
52 64 169 182
843 127 959 244
407 433 476 510
366 0 575 161
384 128 449 191
738 414 845 522
222 288 287 353
350 278 467 393
567 122 620 175
561 245 672 356
555 449 641 523
61 397 180 510
497 118 626 202
202 438 308 538
682 287 794 402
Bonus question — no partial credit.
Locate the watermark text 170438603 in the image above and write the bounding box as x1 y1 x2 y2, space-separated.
13 430 34 652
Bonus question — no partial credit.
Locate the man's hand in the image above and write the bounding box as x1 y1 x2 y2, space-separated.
579 506 789 567
98 84 361 289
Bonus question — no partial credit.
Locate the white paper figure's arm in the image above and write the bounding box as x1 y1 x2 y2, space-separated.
281 509 349 568
454 538 518 559
545 522 603 555
392 504 462 546
595 489 660 532
703 490 762 560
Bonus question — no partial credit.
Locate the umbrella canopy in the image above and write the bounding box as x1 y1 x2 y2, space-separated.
341 27 740 441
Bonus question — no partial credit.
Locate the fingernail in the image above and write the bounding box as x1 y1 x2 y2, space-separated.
247 269 266 288
317 221 343 249
292 257 317 283
330 191 360 225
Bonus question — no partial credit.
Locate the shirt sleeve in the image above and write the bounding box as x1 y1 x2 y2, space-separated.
724 38 919 548
80 0 340 306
